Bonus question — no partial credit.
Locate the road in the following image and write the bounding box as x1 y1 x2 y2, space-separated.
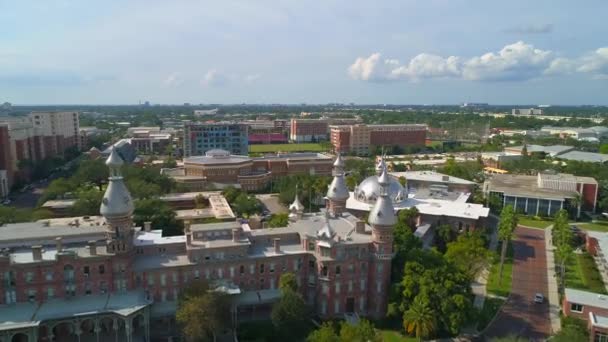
9 180 49 208
484 227 551 341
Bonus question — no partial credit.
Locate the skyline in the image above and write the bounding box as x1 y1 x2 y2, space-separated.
1 0 607 105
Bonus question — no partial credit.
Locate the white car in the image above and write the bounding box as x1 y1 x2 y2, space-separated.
534 293 544 304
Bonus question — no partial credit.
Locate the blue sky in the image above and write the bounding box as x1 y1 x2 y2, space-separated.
1 0 607 105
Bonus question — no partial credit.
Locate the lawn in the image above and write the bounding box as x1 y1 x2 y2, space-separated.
477 297 506 331
518 217 553 229
565 252 607 294
577 221 608 232
249 143 328 153
486 242 514 298
380 330 418 342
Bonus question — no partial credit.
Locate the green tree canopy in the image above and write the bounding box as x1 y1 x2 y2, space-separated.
403 295 437 341
445 232 492 280
176 281 230 342
133 198 183 236
271 286 310 337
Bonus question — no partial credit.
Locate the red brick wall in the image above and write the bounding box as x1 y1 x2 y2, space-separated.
0 126 13 187
331 130 350 153
580 183 598 210
563 296 608 322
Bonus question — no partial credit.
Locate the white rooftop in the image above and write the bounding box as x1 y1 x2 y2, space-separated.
391 170 476 185
565 288 608 310
134 229 186 246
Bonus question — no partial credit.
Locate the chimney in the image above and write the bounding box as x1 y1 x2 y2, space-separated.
144 221 152 232
32 245 43 261
88 241 97 255
355 220 366 234
186 233 192 246
232 228 241 242
274 238 281 254
55 237 63 253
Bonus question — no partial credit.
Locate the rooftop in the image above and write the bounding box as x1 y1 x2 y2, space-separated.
505 145 574 156
391 170 476 186
557 150 608 163
134 229 186 247
565 288 608 310
0 221 106 248
485 174 581 200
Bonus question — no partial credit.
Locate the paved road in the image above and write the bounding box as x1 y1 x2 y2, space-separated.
484 227 551 341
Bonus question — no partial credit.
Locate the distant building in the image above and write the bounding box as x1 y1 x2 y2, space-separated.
248 133 288 145
79 127 109 148
124 127 173 154
512 108 543 115
100 139 139 164
193 108 219 116
1 102 11 110
461 102 489 107
557 151 608 164
289 118 361 143
330 124 427 155
503 144 574 157
390 170 477 194
541 126 608 141
163 149 333 191
484 172 598 216
183 122 248 156
480 152 522 168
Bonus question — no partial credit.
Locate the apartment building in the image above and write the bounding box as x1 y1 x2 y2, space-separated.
289 118 361 143
330 124 427 155
183 122 248 157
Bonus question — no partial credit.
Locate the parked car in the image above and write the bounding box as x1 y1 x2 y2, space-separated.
534 293 544 304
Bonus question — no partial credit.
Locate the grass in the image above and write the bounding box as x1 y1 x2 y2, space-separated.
565 252 607 294
477 297 506 331
249 143 328 153
518 216 553 229
576 221 608 232
486 242 514 298
379 330 418 342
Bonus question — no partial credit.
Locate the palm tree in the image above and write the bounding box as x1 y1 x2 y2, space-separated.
403 296 436 341
570 193 582 219
498 205 518 284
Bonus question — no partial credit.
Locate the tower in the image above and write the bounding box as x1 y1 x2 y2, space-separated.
367 165 396 318
100 148 135 254
326 153 349 217
288 185 304 221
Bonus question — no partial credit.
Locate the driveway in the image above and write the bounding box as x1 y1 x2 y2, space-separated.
484 227 551 341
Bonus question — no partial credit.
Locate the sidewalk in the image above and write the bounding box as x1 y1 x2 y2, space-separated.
472 224 499 309
544 226 561 334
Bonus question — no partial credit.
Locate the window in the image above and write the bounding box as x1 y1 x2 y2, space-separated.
335 282 341 294
98 265 105 274
595 332 608 342
45 270 54 281
335 266 341 276
260 264 265 274
25 272 34 283
570 303 583 312
334 299 340 314
240 265 245 275
230 267 235 278
320 247 330 257
160 274 167 286
250 264 255 274
147 275 155 286
308 242 315 251
269 263 275 273
172 272 178 284
27 289 37 302
360 279 366 291
83 266 90 277
194 270 200 280
321 266 328 277
348 280 353 292
309 260 315 269
47 287 55 299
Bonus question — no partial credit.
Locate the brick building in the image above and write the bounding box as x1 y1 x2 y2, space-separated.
562 288 608 341
289 119 329 143
0 150 396 341
330 124 427 155
163 149 333 191
0 112 80 193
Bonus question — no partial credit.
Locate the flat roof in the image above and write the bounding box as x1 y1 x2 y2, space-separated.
505 145 574 156
190 221 241 232
391 170 476 185
485 174 579 200
565 288 608 310
41 199 77 208
0 221 106 248
134 230 187 246
557 151 608 163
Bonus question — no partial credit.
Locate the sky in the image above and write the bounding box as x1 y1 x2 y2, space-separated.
1 0 607 105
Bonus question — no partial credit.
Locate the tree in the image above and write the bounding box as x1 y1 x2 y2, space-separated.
133 198 183 236
279 273 298 293
570 193 582 219
600 143 608 154
445 232 492 280
398 176 407 187
268 213 289 228
271 287 310 336
71 188 104 216
402 295 436 341
233 193 262 217
74 159 108 191
307 322 338 342
338 319 381 342
398 249 473 335
498 205 518 284
194 194 208 209
162 157 177 168
126 178 162 199
435 224 456 252
176 281 230 342
553 209 574 294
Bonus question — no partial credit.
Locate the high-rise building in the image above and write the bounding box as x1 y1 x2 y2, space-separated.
330 124 427 155
183 122 248 156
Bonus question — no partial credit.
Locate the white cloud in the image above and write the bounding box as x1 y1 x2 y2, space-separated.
200 69 227 87
349 42 608 82
461 41 553 81
244 73 262 83
163 72 184 87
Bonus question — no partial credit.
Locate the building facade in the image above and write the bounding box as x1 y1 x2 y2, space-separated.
163 149 333 191
330 124 427 155
289 119 329 143
183 122 248 157
562 288 608 341
512 108 543 115
0 150 395 341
